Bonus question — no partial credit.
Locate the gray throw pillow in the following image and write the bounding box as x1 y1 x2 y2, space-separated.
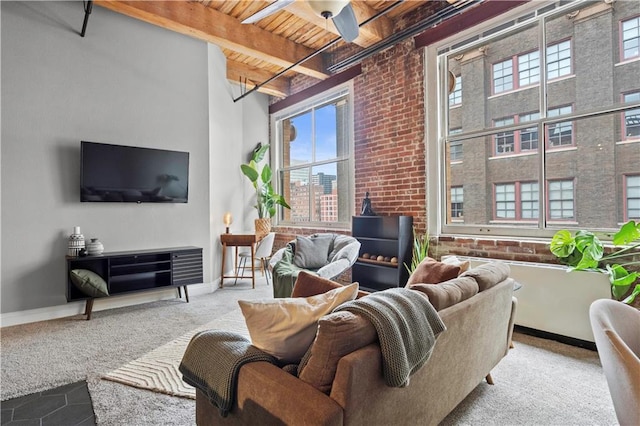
70 269 109 297
294 235 332 269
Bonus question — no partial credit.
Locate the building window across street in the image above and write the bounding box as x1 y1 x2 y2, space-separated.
451 186 464 219
627 175 640 220
621 16 640 61
623 91 640 139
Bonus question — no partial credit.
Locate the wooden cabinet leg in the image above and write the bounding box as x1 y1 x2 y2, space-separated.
183 286 190 303
485 373 494 385
85 299 94 320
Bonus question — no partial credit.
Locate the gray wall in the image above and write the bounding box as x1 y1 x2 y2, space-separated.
1 1 268 317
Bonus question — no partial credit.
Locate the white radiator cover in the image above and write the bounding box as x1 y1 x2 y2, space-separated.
446 256 611 342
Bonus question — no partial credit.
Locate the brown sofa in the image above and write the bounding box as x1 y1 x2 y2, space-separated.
196 262 517 426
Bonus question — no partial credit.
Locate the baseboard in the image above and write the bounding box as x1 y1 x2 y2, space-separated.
514 325 597 351
0 282 217 328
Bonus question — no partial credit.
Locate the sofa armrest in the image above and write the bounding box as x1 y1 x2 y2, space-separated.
197 361 343 426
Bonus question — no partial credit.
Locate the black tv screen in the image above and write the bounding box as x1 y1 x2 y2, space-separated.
81 141 189 203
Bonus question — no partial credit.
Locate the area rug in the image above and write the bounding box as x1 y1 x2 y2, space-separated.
101 309 249 399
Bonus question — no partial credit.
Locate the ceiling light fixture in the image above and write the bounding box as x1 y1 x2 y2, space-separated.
307 0 350 19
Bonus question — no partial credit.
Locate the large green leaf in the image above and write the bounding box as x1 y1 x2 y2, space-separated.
574 231 603 261
261 163 272 185
252 144 270 163
240 164 259 184
550 230 575 258
612 220 640 245
606 264 638 299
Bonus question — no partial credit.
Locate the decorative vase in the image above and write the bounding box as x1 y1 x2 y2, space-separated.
254 218 271 239
68 226 85 257
87 238 104 255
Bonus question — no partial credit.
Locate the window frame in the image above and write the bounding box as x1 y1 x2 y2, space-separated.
270 83 355 229
427 0 640 239
622 91 640 141
546 179 575 222
546 105 575 149
546 39 573 81
620 15 640 62
450 186 464 221
625 174 640 221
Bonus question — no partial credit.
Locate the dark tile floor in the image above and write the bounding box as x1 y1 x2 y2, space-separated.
1 381 95 426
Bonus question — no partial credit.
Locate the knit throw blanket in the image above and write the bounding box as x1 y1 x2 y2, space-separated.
179 330 276 417
334 288 446 387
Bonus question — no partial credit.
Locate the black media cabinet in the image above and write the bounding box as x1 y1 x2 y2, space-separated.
66 246 203 320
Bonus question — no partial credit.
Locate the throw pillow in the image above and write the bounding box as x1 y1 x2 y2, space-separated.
441 256 470 274
460 261 510 291
293 235 333 269
298 311 378 393
238 282 359 363
69 269 109 298
292 271 368 299
410 276 479 311
291 271 343 298
406 257 461 286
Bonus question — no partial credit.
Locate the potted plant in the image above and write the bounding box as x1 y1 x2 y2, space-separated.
404 227 430 275
550 220 640 304
240 143 290 236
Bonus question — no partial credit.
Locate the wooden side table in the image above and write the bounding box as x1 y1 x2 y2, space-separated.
220 233 259 288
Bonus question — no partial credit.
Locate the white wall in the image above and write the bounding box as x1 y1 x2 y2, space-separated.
0 1 268 322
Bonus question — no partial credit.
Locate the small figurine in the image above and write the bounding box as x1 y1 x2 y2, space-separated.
361 191 376 216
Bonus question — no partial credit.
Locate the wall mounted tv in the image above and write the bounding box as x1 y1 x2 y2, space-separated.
81 141 189 203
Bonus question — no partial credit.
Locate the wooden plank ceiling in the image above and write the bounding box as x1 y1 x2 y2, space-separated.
96 1 450 98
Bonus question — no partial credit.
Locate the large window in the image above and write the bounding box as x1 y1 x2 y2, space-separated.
273 86 353 228
434 0 640 237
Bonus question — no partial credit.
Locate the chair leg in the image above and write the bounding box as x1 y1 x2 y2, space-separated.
485 373 494 385
234 257 246 285
263 258 271 285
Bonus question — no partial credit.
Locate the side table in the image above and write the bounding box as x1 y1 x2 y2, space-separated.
220 233 259 288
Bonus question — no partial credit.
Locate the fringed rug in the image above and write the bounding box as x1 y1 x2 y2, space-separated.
102 310 249 399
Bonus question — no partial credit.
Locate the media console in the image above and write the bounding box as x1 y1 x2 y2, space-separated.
66 246 203 320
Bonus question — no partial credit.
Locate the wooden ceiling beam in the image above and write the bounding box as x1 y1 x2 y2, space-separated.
226 60 291 98
285 2 394 47
96 1 329 80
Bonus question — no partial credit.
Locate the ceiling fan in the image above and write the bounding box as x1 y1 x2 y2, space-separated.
242 0 359 43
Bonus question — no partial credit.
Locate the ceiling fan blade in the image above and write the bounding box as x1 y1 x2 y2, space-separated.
242 0 295 24
332 3 358 43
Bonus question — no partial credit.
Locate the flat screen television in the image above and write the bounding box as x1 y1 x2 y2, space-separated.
81 141 189 203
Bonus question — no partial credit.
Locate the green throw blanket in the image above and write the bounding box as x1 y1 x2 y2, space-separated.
334 288 446 387
272 245 319 298
179 330 276 417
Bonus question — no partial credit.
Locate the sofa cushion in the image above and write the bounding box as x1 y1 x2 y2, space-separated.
294 235 333 269
238 282 358 364
460 261 510 291
298 310 378 393
406 257 462 286
410 276 479 311
69 269 109 298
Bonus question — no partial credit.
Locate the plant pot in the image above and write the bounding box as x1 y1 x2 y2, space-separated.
254 218 271 239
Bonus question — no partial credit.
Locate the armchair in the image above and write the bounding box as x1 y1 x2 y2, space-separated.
269 233 360 298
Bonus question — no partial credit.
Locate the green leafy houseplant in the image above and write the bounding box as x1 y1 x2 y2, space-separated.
404 227 430 275
240 144 290 218
550 220 640 304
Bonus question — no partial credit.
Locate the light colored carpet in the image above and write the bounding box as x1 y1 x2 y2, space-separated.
101 310 248 399
1 276 618 425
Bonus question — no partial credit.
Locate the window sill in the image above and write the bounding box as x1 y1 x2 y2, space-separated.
488 84 538 100
616 139 640 145
546 146 577 153
614 56 640 67
489 151 537 160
